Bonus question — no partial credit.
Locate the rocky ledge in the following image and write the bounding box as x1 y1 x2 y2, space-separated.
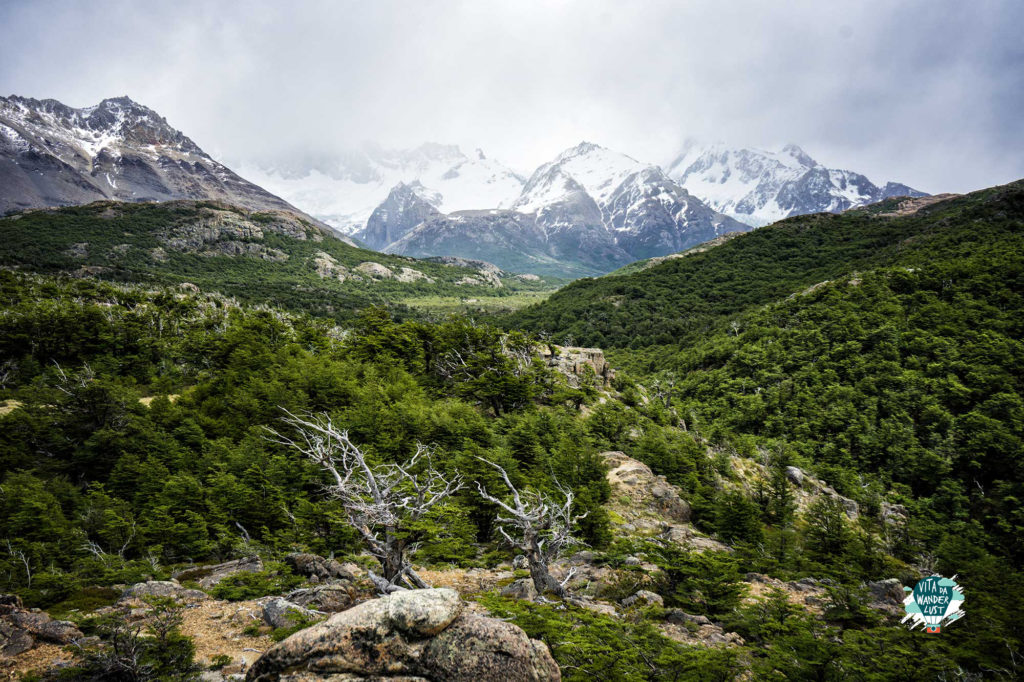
246 588 559 682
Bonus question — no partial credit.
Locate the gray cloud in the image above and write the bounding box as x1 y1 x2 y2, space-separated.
1 0 1020 193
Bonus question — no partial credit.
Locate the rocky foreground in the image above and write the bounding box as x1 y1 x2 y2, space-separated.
0 450 910 680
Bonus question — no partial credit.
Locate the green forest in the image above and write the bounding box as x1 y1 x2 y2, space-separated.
0 182 1021 679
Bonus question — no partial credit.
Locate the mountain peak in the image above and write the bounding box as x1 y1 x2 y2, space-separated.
667 141 926 226
780 143 817 167
0 93 320 222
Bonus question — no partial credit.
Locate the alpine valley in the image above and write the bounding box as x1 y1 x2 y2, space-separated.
0 93 1021 682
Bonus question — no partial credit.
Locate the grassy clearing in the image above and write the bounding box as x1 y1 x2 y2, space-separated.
399 290 555 315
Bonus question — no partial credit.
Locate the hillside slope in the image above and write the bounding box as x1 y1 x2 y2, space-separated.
0 200 558 320
509 181 1024 348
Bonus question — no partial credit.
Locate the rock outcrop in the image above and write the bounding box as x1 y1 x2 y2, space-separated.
539 345 615 388
602 451 691 526
246 588 559 682
120 580 210 602
285 554 354 582
285 582 359 613
262 597 323 629
174 556 264 589
0 594 84 656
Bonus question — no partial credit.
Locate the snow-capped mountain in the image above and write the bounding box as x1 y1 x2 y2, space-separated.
359 181 442 250
237 144 525 235
0 95 319 222
517 142 745 262
375 142 747 277
667 141 926 226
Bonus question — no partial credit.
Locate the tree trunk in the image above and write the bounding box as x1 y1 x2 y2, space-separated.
525 535 565 597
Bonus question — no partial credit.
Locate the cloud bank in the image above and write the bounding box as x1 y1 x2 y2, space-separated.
1 0 1021 192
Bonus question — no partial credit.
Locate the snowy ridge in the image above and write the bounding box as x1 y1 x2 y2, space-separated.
667 140 925 226
237 144 525 235
0 94 324 223
375 141 749 276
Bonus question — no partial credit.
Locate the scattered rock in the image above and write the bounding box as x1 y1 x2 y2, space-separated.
261 598 322 629
602 451 691 525
621 590 663 608
355 261 395 280
568 599 618 618
0 620 34 656
866 578 906 615
515 273 541 281
121 580 209 602
7 610 82 644
0 594 85 656
396 266 435 283
285 582 358 613
665 609 712 626
174 556 263 589
785 466 805 486
284 553 353 581
500 578 539 602
540 346 614 388
245 588 559 682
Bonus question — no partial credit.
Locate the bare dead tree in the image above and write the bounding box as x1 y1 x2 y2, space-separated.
0 359 17 389
475 457 586 598
4 539 32 589
266 410 463 593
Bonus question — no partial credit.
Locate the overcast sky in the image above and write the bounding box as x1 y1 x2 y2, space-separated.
1 0 1021 193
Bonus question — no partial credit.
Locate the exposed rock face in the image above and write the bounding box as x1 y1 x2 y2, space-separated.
396 266 435 283
354 261 395 280
602 451 691 525
500 578 539 602
599 451 731 553
174 556 264 589
866 578 906 616
784 466 860 519
285 554 354 582
121 580 209 602
359 181 442 250
246 588 559 682
539 345 614 388
285 582 359 613
162 205 315 259
621 590 664 608
311 251 356 281
262 598 323 629
0 593 84 655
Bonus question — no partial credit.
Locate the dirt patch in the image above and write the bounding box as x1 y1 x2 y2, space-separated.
0 642 73 680
179 599 273 670
416 568 514 595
